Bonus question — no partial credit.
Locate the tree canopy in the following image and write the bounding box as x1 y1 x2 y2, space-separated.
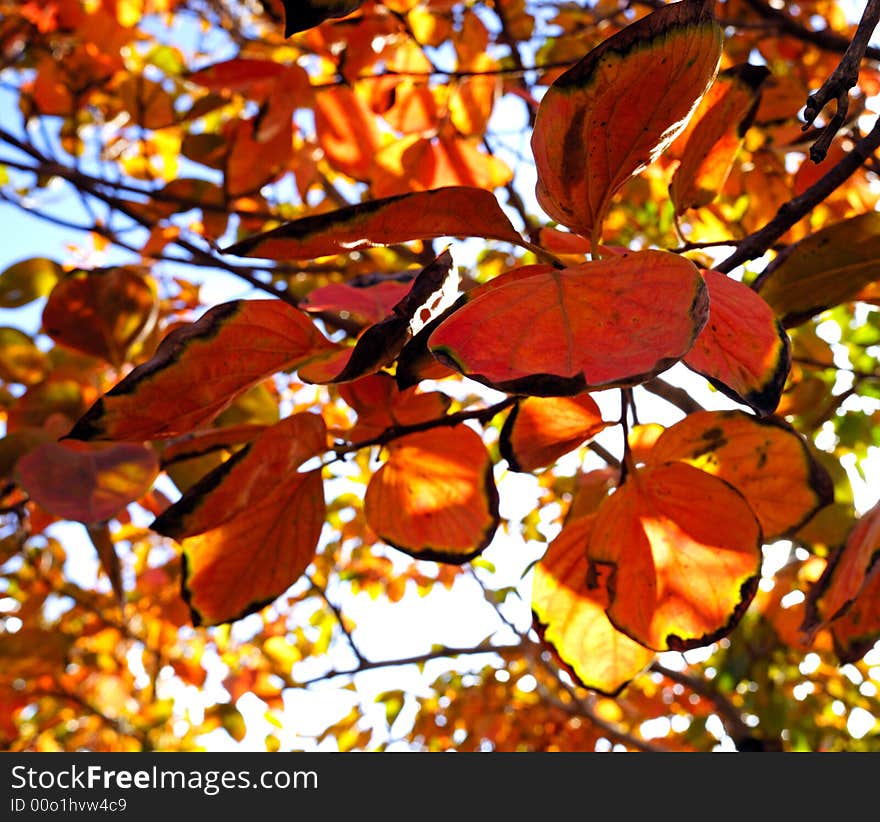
1 0 879 752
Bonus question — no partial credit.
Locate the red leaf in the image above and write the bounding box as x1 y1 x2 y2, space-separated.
669 63 769 213
65 300 335 442
428 250 708 396
297 250 458 384
683 269 790 415
42 267 159 368
223 187 524 260
153 413 329 627
531 0 721 241
338 372 451 443
16 440 158 523
802 500 880 641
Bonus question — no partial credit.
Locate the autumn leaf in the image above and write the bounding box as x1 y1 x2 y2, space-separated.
338 372 451 443
683 269 790 415
16 440 159 523
428 250 708 396
531 0 722 242
802 500 880 640
222 187 524 260
500 394 611 472
301 280 411 327
648 410 834 540
0 327 49 385
152 412 327 539
589 461 762 651
364 425 500 563
153 413 329 626
65 300 335 442
315 85 382 181
297 249 458 383
756 212 880 327
42 267 160 368
669 63 770 214
532 513 655 695
829 563 880 664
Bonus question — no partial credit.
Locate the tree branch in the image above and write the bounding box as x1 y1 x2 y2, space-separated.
716 117 880 278
802 0 880 161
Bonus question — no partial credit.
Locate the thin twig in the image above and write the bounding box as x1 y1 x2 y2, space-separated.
717 117 880 279
801 0 880 161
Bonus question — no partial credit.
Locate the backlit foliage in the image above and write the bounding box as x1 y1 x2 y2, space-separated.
1 0 879 752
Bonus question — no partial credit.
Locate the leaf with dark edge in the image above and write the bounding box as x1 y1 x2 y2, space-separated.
588 461 762 652
683 269 790 416
500 394 611 472
801 499 880 641
531 0 722 242
756 212 880 328
532 513 655 696
64 300 336 442
428 250 708 397
152 412 327 540
364 424 500 564
298 249 457 384
829 563 880 665
279 0 364 37
222 187 524 261
648 410 833 540
669 63 770 214
152 414 328 627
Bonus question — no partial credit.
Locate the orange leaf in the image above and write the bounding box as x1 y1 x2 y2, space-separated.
16 440 159 523
223 187 523 260
669 63 769 214
449 53 500 137
187 58 287 95
315 85 382 181
589 461 762 651
802 500 880 639
428 250 708 396
66 300 335 442
371 133 512 197
225 115 293 197
648 410 833 540
338 372 451 443
500 394 611 472
364 425 499 562
829 562 880 664
42 267 159 368
532 514 655 695
179 470 325 626
153 414 328 627
683 269 790 415
153 412 326 540
530 0 721 241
